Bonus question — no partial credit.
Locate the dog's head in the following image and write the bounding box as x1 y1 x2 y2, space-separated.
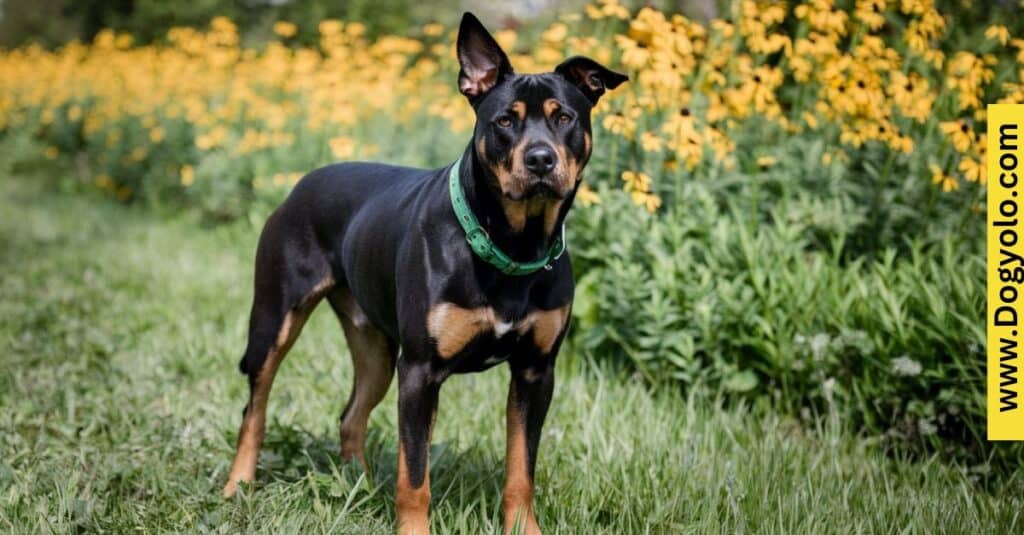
457 12 627 205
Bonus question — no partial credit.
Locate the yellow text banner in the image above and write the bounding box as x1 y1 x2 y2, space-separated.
989 103 1024 440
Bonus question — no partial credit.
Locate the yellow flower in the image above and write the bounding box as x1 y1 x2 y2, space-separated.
494 29 517 51
640 131 663 152
542 23 568 44
149 127 165 143
329 136 356 159
422 23 444 37
756 155 776 168
602 110 636 137
946 52 995 111
96 174 114 190
621 170 661 212
319 20 343 37
959 157 986 184
855 0 886 30
577 182 602 206
890 135 914 154
114 33 133 49
929 164 958 192
631 191 662 212
986 25 1010 46
1012 39 1024 63
887 72 934 122
803 112 819 130
346 22 366 37
940 120 975 153
615 35 651 69
621 170 652 192
597 0 631 20
180 165 195 186
273 21 298 39
44 146 59 159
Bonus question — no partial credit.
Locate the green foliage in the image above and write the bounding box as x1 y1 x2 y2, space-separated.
569 120 1003 468
0 0 463 49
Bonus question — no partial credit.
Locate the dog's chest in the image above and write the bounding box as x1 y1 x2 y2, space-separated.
426 301 569 367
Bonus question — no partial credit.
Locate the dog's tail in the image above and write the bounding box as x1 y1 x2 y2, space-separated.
237 314 281 377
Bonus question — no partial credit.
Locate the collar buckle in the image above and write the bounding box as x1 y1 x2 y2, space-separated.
466 226 489 243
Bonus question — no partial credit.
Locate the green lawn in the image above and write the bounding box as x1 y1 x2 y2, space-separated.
1 156 1020 533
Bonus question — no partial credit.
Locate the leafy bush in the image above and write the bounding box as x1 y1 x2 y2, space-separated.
570 147 990 466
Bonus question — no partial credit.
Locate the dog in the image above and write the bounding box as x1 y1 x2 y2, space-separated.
222 12 626 535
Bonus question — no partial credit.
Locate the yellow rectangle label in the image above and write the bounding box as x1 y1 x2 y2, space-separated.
989 103 1024 440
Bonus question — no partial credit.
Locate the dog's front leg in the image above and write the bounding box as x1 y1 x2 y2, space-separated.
396 360 439 535
503 362 554 535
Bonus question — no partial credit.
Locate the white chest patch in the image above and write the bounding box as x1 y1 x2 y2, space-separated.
493 320 514 337
427 301 571 359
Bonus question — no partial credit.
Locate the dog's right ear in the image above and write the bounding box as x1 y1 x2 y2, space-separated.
456 12 513 102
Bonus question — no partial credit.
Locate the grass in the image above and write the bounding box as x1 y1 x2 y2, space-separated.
1 149 1021 533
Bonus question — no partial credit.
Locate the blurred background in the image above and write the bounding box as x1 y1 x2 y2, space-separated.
0 0 725 48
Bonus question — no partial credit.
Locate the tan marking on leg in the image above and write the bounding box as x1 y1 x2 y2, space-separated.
223 312 306 496
515 304 571 355
338 303 394 470
223 276 334 498
334 284 370 328
510 100 527 121
305 276 336 304
396 443 431 535
542 98 561 119
503 383 541 535
426 303 500 358
396 411 435 535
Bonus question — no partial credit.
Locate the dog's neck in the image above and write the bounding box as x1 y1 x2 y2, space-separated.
459 144 575 264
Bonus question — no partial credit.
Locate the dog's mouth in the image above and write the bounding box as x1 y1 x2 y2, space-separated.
525 180 561 198
505 177 565 201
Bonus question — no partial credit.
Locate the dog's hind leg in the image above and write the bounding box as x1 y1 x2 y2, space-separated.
223 231 335 497
327 286 396 471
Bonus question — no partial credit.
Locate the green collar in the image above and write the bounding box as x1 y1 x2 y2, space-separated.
448 157 565 276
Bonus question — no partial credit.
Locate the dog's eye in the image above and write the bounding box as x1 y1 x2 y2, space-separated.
496 116 512 128
557 113 572 125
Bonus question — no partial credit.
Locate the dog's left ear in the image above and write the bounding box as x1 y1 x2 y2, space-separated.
457 12 514 101
555 56 628 104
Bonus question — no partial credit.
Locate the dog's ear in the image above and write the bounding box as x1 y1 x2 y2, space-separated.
457 12 513 101
555 56 628 104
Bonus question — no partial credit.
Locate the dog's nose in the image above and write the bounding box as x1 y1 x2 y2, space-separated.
524 145 557 176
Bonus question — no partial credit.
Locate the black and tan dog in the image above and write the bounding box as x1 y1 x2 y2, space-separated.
222 12 626 535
